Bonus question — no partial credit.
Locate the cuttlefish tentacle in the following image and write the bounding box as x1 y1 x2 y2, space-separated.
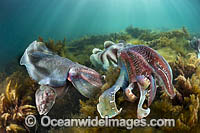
124 83 137 102
137 82 150 119
97 66 128 118
136 75 151 119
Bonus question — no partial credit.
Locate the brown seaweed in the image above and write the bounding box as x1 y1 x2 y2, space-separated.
0 71 38 132
2 26 200 132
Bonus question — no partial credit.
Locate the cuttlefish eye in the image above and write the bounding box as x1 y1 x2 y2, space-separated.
35 85 57 115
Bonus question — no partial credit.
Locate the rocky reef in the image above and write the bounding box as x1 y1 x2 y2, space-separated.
1 26 200 132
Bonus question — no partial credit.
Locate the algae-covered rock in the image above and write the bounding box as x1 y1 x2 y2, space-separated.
126 25 147 38
157 47 177 63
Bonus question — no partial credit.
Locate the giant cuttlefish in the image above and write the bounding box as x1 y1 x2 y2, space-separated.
90 41 175 119
20 41 103 115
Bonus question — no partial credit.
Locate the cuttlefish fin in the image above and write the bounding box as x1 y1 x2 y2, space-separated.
97 85 122 118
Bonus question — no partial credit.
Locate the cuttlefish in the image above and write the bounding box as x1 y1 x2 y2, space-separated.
20 41 103 115
90 41 175 119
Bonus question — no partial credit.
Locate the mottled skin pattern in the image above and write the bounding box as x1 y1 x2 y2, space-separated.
190 37 200 58
20 41 103 115
94 41 176 119
126 45 175 98
90 41 125 70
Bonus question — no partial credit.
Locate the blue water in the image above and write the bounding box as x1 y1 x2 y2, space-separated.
1 0 200 69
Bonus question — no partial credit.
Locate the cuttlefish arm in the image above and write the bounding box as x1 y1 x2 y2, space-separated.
68 64 103 98
124 83 137 102
136 75 151 119
97 66 128 118
136 74 157 119
90 41 125 70
137 82 150 119
148 75 157 106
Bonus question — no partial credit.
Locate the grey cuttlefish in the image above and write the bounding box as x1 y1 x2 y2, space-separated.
20 41 103 115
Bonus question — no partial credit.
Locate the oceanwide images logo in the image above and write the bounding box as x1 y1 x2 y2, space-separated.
25 115 175 129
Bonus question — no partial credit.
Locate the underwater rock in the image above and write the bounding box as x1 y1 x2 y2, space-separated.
148 35 189 57
125 25 147 38
159 27 190 39
20 41 103 115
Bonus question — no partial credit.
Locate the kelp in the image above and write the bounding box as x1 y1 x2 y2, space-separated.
159 27 190 40
149 52 200 132
151 94 199 132
69 32 130 48
38 37 79 62
148 34 191 57
48 84 86 120
126 26 192 63
0 71 38 132
138 31 160 41
170 53 200 78
68 33 130 65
